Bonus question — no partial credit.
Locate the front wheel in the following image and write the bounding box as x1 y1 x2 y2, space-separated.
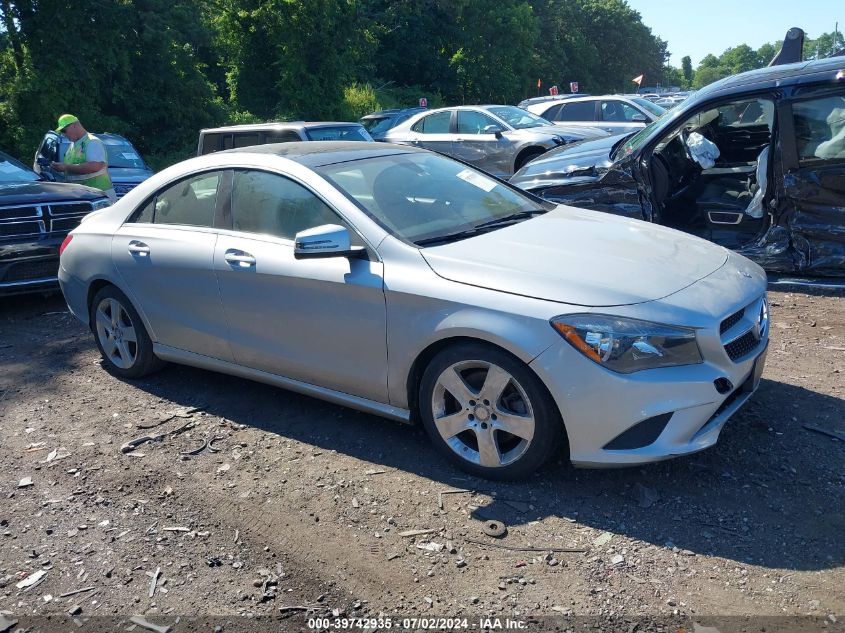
419 343 564 480
90 285 164 379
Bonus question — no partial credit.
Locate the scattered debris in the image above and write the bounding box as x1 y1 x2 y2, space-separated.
17 476 33 488
15 569 47 590
68 605 83 616
137 405 206 429
398 529 439 538
364 469 386 475
464 538 586 554
801 422 845 442
216 463 231 473
0 615 18 633
437 487 470 510
162 527 191 532
633 483 660 508
59 586 95 598
121 419 196 454
481 520 508 538
416 542 444 552
593 531 613 547
148 566 161 597
610 554 625 566
129 615 172 633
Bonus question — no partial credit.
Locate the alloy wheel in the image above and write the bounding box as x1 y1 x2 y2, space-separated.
94 297 138 370
430 360 535 468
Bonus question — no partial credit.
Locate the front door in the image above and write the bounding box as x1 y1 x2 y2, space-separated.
213 168 388 402
451 110 514 177
111 170 233 361
781 88 845 274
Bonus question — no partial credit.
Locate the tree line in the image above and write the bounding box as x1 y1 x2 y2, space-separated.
0 0 668 167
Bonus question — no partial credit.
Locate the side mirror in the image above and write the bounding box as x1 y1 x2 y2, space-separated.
632 113 648 123
483 125 504 138
294 224 367 259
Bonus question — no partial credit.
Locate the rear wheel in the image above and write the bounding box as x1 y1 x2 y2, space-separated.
90 285 164 379
419 343 564 480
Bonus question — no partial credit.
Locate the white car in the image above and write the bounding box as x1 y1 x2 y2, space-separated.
58 142 769 479
524 95 666 136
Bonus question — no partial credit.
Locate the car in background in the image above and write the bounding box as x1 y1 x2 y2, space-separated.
34 132 154 199
523 95 666 136
510 56 845 276
517 94 590 109
197 122 374 155
1 149 109 295
59 141 768 479
359 107 427 141
383 105 609 178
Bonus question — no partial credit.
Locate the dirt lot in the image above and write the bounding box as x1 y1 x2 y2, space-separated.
0 287 843 631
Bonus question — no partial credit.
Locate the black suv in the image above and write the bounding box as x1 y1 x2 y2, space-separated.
0 150 109 295
511 56 845 276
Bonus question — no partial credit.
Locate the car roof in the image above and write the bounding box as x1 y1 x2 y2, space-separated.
201 121 364 134
220 141 422 167
692 56 845 102
360 107 426 119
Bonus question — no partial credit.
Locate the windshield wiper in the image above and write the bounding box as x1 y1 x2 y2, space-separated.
415 210 546 246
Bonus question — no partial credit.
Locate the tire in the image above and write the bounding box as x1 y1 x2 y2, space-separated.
89 285 164 379
515 148 545 171
418 342 565 480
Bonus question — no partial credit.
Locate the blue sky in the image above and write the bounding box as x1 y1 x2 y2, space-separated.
627 0 843 66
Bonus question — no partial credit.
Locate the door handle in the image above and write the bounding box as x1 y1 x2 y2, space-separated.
224 250 256 267
128 241 150 256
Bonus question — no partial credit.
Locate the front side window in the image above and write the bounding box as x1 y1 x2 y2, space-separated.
456 110 500 135
305 126 373 142
793 93 845 164
233 133 261 149
200 133 224 155
231 170 346 240
558 101 596 122
319 152 547 245
132 172 221 227
412 111 452 134
601 100 642 122
264 130 302 144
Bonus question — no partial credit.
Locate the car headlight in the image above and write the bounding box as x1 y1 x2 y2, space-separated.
91 198 111 210
551 314 702 373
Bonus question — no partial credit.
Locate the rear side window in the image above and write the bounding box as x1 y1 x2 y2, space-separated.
793 93 845 164
305 126 371 141
200 133 224 155
264 130 302 144
540 103 564 120
558 101 596 122
129 172 222 227
233 133 261 148
412 111 452 134
231 170 347 240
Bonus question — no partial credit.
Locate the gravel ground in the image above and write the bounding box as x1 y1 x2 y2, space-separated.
0 287 843 631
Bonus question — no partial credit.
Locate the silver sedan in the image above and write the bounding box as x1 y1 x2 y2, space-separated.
59 142 769 479
383 105 608 179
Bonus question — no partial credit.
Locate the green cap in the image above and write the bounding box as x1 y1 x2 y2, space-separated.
56 113 79 132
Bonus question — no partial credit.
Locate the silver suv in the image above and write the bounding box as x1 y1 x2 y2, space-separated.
523 95 666 136
197 122 373 155
383 105 608 178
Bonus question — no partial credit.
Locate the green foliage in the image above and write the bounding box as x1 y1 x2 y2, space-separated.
681 55 693 85
0 0 682 168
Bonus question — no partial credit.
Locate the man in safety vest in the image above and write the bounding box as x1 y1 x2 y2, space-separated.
51 114 116 202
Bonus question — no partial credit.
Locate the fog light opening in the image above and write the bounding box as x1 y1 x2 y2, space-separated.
714 377 733 395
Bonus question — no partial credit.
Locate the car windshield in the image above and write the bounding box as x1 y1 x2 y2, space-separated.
483 106 551 129
318 152 548 245
632 98 666 118
305 126 373 142
103 141 147 169
0 151 39 182
360 116 394 135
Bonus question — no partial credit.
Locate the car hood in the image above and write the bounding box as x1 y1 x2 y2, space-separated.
108 167 154 183
0 181 106 205
509 133 621 189
420 206 729 307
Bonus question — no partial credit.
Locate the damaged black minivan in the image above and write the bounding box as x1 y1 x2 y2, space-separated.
510 56 845 276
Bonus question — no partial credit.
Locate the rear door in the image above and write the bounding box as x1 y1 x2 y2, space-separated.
551 100 598 129
213 168 388 401
111 170 234 361
406 110 455 155
780 87 845 274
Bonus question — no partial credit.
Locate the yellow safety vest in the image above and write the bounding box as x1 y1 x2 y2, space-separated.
64 133 113 192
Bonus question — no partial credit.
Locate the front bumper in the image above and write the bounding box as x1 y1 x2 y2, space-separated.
0 240 62 296
530 296 769 468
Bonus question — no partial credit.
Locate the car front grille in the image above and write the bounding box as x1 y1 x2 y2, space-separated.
720 296 768 362
720 308 744 334
0 201 93 239
3 258 58 282
114 183 137 198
